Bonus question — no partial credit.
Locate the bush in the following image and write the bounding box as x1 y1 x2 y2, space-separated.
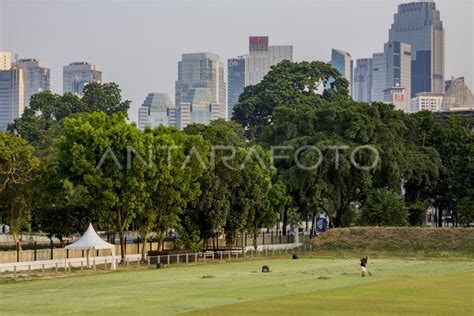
359 189 408 226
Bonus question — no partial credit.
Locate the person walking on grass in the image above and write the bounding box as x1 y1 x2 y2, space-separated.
360 256 371 277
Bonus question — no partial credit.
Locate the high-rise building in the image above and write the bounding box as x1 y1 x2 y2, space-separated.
245 36 293 87
227 56 246 120
353 58 373 103
0 52 12 70
138 93 173 130
269 45 293 68
175 102 221 130
330 49 353 96
16 59 50 107
383 86 408 112
411 92 444 113
0 64 24 130
175 52 226 119
372 41 412 111
389 1 444 96
175 87 222 130
63 62 102 96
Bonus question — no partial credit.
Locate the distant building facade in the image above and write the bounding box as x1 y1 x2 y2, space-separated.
384 86 408 112
389 1 444 96
442 77 474 111
16 59 50 107
175 53 226 128
411 92 444 113
175 87 222 130
63 62 102 96
175 52 226 112
330 49 353 96
0 64 24 130
245 36 292 87
353 58 373 103
138 93 173 130
372 41 411 111
227 56 246 120
0 52 12 70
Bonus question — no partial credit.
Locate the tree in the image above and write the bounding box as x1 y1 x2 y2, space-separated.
360 188 408 226
32 156 92 242
0 132 39 244
431 115 473 227
457 197 474 227
8 82 130 148
184 120 245 249
81 82 131 115
233 60 349 139
54 112 146 259
140 126 208 255
7 92 84 147
267 180 292 235
407 201 428 226
241 146 276 250
233 61 442 228
402 111 442 225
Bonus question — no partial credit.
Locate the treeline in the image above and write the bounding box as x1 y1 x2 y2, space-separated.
0 61 472 257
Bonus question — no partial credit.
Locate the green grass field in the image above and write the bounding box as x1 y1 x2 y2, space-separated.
1 256 473 315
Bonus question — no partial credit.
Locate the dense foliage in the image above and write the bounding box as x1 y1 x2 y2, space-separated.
0 63 472 252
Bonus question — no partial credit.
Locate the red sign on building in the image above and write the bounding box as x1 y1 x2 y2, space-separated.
394 93 405 102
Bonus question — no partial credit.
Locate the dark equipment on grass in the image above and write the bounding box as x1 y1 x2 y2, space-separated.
292 253 299 259
262 265 270 273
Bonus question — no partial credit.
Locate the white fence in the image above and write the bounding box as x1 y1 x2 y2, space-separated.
0 243 315 280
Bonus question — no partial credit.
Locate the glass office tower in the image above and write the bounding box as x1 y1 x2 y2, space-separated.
372 41 412 112
138 93 173 130
227 56 246 120
175 52 226 119
17 59 50 107
63 62 102 96
354 58 373 103
0 66 24 130
389 1 444 96
330 49 353 97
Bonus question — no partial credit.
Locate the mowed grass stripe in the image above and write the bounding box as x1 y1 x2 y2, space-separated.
1 258 473 315
187 272 474 316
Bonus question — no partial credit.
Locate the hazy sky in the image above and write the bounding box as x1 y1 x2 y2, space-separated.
1 0 472 122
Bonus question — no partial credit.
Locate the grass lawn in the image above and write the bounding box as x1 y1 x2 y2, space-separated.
1 256 473 315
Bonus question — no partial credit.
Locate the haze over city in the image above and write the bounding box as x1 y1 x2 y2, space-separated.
1 0 472 122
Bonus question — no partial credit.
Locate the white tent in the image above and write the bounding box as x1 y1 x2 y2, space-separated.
65 223 117 270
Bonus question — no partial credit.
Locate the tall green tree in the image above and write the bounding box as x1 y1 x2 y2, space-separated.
54 112 146 259
7 92 83 147
233 60 350 139
0 132 39 244
81 82 131 115
8 82 130 148
184 120 245 248
32 156 91 242
240 146 276 249
403 110 442 225
140 126 208 254
432 115 473 227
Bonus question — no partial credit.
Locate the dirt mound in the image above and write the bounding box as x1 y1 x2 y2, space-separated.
312 227 474 256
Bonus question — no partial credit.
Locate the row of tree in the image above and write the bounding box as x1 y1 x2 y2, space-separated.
0 82 290 256
0 61 472 257
232 60 473 228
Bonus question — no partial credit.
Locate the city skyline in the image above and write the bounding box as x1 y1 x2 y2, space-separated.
1 0 472 122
